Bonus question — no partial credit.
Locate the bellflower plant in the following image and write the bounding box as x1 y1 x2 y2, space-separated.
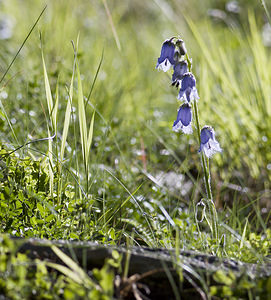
173 103 192 134
177 73 199 103
156 39 176 72
172 61 188 87
156 37 222 243
175 39 187 56
199 126 222 158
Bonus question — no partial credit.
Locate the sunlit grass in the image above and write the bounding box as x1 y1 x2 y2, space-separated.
0 0 270 268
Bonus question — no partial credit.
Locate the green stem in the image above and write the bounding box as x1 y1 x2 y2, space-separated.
193 102 212 200
193 91 218 241
186 55 219 242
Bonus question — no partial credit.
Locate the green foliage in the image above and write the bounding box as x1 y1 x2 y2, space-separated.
0 234 59 299
230 229 271 262
0 234 119 300
0 145 49 234
1 139 270 260
0 144 87 239
0 0 271 298
248 229 271 256
210 269 271 299
187 13 271 185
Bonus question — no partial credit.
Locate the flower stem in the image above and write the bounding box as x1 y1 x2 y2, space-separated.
193 101 218 241
193 103 212 198
185 54 219 242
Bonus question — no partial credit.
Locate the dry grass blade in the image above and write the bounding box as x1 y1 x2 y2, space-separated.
102 0 121 51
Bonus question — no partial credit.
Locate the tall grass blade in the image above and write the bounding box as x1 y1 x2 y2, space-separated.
46 262 84 285
76 56 95 179
240 218 248 249
53 78 59 133
86 111 95 164
42 51 56 132
0 6 47 86
0 98 19 144
48 249 99 290
48 127 54 196
86 48 104 104
102 0 121 51
51 245 88 281
60 63 75 163
76 60 88 167
41 48 56 196
50 245 100 290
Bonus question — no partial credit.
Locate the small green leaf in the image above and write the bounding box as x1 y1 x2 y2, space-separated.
37 203 45 218
213 270 234 286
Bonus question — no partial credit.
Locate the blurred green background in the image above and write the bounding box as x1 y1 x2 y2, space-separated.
0 0 270 216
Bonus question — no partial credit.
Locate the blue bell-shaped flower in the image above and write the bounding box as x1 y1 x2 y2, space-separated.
172 103 193 134
172 61 188 87
199 126 222 158
177 73 199 103
156 39 176 72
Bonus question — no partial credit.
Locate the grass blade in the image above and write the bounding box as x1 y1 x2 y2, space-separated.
76 60 88 167
60 62 75 163
53 78 59 133
48 127 54 195
0 97 19 144
0 6 47 86
42 50 55 131
240 218 248 249
51 245 97 288
46 262 84 285
86 48 104 104
102 0 121 51
86 111 95 164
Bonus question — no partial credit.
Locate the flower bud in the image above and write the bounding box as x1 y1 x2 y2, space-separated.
176 39 187 56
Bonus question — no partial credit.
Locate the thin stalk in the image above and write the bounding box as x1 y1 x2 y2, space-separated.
193 101 217 240
186 55 212 201
193 102 212 200
0 6 47 86
186 55 218 241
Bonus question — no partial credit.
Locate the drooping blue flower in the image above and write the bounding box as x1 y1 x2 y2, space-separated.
156 39 176 72
172 103 192 134
199 126 222 158
172 61 188 87
177 73 199 103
